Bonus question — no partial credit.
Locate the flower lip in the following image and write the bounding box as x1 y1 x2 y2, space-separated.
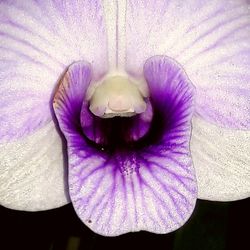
52 56 197 236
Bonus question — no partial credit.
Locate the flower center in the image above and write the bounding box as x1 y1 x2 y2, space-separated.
81 75 153 146
87 75 148 118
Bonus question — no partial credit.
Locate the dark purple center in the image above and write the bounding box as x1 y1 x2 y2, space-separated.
80 96 155 148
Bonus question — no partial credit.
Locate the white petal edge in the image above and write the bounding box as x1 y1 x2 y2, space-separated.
191 116 250 201
0 122 69 211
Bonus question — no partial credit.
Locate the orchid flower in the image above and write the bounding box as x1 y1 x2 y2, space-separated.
0 0 250 237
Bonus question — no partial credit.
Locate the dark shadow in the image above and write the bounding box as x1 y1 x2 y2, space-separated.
1 198 249 250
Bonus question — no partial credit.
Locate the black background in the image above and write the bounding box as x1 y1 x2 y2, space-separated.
0 198 249 250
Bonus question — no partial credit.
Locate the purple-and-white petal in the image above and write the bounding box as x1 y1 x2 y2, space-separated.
0 0 107 211
53 57 197 236
0 0 108 141
126 0 250 129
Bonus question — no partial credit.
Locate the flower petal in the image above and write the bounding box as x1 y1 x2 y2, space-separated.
0 122 69 211
0 0 108 141
53 61 92 134
0 0 107 210
126 0 250 129
191 116 250 201
0 90 51 142
53 57 197 236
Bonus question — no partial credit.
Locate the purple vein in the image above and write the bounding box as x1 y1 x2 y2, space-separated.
177 12 249 60
0 31 65 68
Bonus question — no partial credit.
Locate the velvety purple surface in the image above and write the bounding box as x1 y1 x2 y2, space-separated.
53 56 197 236
80 98 153 145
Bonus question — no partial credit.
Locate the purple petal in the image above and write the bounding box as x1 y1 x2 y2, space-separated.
0 0 108 141
53 57 197 236
126 0 250 129
53 60 92 131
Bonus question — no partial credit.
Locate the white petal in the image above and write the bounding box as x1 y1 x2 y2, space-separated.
0 122 69 211
191 116 250 201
